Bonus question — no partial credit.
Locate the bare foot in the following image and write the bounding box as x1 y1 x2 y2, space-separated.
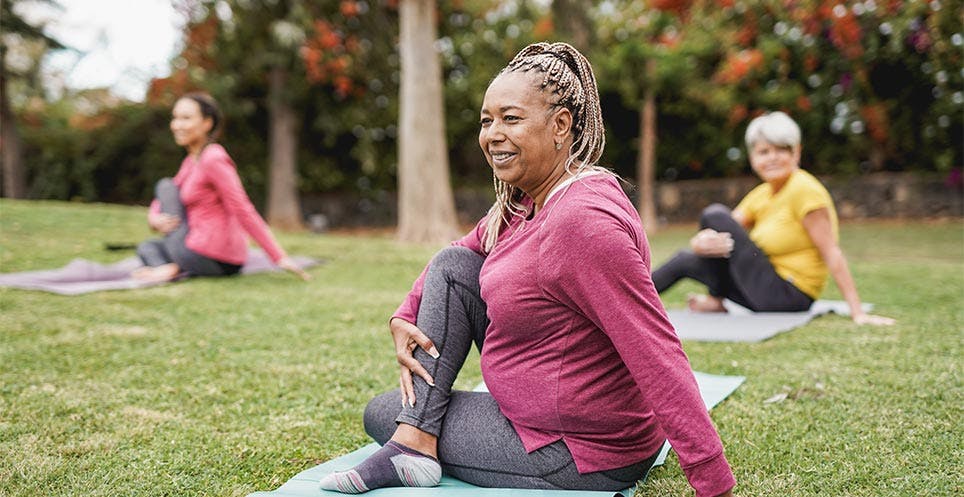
687 294 727 313
131 263 180 283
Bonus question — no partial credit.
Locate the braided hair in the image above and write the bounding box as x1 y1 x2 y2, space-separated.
482 42 608 252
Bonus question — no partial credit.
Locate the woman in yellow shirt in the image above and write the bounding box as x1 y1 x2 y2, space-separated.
652 111 893 325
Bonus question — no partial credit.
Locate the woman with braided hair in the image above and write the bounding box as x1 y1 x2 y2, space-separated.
320 43 736 497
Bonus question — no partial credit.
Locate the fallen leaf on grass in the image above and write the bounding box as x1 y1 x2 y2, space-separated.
763 392 789 404
763 383 826 404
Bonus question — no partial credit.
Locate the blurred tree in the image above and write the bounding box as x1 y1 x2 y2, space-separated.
396 0 459 243
11 0 958 221
1 0 64 198
239 1 306 230
551 0 595 52
164 0 311 230
595 1 713 231
594 0 963 215
694 0 962 175
436 1 546 189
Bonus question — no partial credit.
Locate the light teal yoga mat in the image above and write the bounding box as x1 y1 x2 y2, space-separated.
247 371 744 497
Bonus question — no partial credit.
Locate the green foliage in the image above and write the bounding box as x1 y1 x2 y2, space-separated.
11 0 962 205
594 0 963 180
1 200 961 496
1 0 66 71
18 100 181 203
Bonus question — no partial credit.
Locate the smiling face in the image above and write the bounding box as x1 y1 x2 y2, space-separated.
478 71 572 198
170 98 213 154
748 139 800 188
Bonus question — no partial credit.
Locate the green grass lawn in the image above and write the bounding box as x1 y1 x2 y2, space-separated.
1 199 961 497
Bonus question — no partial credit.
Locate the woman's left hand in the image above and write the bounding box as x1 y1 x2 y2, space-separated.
852 312 896 326
149 212 181 234
277 256 311 281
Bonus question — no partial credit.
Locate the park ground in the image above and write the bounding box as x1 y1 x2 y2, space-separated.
0 199 961 496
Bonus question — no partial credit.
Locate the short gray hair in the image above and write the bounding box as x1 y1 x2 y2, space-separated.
745 111 801 149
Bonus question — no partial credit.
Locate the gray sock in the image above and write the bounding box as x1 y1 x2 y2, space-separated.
318 441 441 494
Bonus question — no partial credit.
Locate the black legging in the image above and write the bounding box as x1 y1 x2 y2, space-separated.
136 178 240 277
651 203 813 312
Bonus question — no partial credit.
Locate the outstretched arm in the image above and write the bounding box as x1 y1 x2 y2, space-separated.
201 148 310 280
802 208 894 325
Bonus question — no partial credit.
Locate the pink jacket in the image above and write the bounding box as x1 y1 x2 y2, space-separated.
150 144 286 265
395 174 735 497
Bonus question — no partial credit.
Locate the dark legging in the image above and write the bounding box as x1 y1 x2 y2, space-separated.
363 246 658 490
136 178 240 277
651 203 813 312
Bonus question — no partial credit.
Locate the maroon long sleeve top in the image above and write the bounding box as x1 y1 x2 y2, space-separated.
395 174 735 497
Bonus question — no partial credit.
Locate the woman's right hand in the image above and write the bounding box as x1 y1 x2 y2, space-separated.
149 212 181 234
852 312 896 326
390 317 439 408
690 229 734 257
276 256 311 281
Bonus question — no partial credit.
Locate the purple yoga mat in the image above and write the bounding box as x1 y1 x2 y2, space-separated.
0 249 319 295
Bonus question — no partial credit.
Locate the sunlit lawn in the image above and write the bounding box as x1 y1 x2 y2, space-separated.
1 199 961 496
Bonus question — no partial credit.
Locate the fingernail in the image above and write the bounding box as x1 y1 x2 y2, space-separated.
426 379 436 387
409 398 415 408
427 347 440 359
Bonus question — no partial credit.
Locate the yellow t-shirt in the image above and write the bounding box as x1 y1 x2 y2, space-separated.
735 169 838 299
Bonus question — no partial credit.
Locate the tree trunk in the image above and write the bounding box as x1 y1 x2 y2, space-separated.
266 65 303 231
550 0 595 52
636 62 658 233
1 48 27 199
396 0 458 244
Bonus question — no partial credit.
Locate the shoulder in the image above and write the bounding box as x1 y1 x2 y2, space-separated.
566 173 629 205
544 173 642 242
198 143 234 166
554 173 631 216
743 181 770 202
197 143 238 176
538 174 649 279
789 170 831 198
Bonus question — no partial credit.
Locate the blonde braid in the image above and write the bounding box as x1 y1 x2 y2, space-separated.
482 42 608 253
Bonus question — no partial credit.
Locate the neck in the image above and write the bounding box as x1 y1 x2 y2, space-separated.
768 168 797 193
186 141 208 158
527 165 572 213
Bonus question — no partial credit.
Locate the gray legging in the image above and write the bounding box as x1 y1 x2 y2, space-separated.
363 246 658 491
651 203 813 311
136 178 240 277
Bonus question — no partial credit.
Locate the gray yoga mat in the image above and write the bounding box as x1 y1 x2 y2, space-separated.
667 299 872 343
247 371 745 497
0 249 319 295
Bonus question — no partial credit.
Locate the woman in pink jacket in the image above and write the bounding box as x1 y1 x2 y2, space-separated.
319 43 735 497
134 92 308 282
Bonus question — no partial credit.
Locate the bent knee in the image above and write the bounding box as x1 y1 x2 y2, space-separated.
428 246 484 279
432 246 482 266
154 177 177 195
700 203 733 230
